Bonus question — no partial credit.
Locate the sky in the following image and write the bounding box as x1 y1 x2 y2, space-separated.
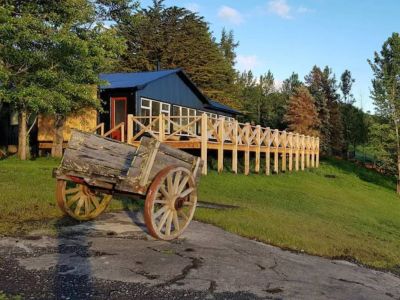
142 0 400 113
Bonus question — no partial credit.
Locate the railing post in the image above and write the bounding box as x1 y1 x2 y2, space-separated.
244 123 250 175
274 129 279 174
282 131 287 172
100 123 104 136
158 113 164 142
255 125 261 173
311 137 315 168
201 113 208 175
288 132 293 172
217 117 224 173
232 120 238 174
265 127 271 175
127 114 133 144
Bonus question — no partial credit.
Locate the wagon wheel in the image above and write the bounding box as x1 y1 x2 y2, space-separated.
144 166 197 240
56 179 112 221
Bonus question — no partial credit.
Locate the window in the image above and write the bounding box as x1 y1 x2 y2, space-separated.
140 98 170 133
171 105 201 135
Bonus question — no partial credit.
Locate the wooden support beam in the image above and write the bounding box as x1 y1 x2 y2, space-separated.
255 125 261 173
232 120 238 174
217 117 224 173
288 132 293 172
273 129 279 174
244 123 250 175
158 114 164 142
127 115 133 145
311 137 315 168
265 127 271 176
282 131 287 172
201 113 208 175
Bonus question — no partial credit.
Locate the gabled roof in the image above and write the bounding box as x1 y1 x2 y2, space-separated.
99 69 178 90
99 69 240 115
99 68 209 103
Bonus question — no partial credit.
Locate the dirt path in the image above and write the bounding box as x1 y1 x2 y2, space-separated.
0 211 399 299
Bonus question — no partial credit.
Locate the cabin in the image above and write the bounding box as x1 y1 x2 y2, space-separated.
0 69 239 154
98 68 239 137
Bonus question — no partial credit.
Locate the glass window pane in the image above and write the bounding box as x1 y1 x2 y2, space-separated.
142 99 150 108
114 100 126 125
152 101 160 116
140 107 150 126
162 103 169 111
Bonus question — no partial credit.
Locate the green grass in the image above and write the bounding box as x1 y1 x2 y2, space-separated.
0 157 139 236
196 158 400 271
1 156 400 271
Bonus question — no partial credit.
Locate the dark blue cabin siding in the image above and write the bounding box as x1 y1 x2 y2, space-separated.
135 73 205 114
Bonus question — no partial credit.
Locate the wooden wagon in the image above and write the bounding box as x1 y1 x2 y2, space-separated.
54 130 202 240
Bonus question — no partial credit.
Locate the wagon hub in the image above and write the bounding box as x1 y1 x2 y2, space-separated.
82 185 95 197
174 196 186 210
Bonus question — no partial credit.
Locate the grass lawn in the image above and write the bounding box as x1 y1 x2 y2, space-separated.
1 156 400 272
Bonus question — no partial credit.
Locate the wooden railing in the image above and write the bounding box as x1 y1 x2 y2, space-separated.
92 122 125 143
124 114 319 176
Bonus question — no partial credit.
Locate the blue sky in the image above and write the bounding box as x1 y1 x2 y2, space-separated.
142 0 400 112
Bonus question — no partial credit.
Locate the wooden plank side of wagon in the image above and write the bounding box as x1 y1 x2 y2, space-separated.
116 137 201 195
58 130 137 184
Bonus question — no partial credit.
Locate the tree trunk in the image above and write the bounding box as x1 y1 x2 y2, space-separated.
18 110 28 160
394 119 400 195
51 114 66 158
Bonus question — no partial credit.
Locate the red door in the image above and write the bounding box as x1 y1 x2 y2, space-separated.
110 97 127 140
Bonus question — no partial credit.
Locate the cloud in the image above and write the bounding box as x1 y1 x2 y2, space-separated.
185 2 200 13
217 6 243 25
267 0 292 19
297 6 315 14
236 55 260 71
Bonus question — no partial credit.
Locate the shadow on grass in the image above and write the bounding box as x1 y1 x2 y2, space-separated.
324 157 396 191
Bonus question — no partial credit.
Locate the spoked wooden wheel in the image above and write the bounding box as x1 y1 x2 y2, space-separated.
56 179 112 221
144 166 197 240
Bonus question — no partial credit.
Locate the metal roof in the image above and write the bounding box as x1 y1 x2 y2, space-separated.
206 99 241 115
99 69 180 90
99 69 240 115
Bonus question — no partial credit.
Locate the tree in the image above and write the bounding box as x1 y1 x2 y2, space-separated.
305 66 330 154
282 72 302 96
322 66 343 155
369 32 400 193
339 70 367 157
117 0 237 106
340 103 368 156
284 86 320 136
219 28 239 69
340 69 355 104
0 1 125 158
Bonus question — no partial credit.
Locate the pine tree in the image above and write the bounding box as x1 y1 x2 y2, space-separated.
305 66 330 154
116 0 237 106
322 67 343 155
340 70 355 104
368 32 400 193
284 86 320 136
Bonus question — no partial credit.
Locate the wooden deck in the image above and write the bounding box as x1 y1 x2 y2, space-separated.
96 114 320 176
